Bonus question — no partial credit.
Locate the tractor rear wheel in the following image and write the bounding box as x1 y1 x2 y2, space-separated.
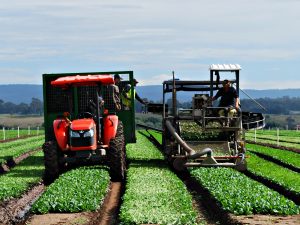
107 121 126 181
43 141 63 185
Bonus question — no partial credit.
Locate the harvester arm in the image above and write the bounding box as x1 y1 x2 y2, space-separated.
165 120 212 158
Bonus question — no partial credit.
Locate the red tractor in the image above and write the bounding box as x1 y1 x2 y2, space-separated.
42 72 136 184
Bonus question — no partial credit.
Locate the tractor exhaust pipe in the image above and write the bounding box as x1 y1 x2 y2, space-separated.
165 120 212 158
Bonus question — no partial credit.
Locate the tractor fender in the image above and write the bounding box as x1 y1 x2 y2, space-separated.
53 119 70 151
103 115 119 145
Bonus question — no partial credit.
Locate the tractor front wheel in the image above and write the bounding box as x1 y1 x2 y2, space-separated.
43 141 63 185
107 121 126 182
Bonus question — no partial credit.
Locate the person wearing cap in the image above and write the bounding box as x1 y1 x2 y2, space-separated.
212 79 240 118
121 79 147 110
114 74 122 85
109 74 121 111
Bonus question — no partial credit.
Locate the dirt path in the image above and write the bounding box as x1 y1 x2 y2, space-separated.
0 148 42 174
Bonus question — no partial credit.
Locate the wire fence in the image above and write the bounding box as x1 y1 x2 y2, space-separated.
1 126 44 141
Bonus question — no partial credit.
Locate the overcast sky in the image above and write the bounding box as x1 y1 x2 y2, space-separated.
0 0 299 89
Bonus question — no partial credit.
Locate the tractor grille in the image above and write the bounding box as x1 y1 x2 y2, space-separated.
70 136 95 147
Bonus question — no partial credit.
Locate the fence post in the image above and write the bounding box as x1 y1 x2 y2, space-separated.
254 128 256 143
2 127 5 141
277 128 279 146
37 126 39 136
18 126 20 138
28 126 31 135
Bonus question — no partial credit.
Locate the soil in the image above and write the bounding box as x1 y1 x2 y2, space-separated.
0 183 44 225
0 148 42 175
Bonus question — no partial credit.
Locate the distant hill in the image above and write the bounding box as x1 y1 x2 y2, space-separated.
2 84 300 104
136 86 300 102
0 85 43 104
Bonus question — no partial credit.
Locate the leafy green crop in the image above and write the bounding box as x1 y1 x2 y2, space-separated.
247 143 300 169
247 152 300 194
120 132 198 224
190 167 299 215
31 166 110 214
120 163 197 225
0 151 44 201
126 132 164 161
0 135 44 164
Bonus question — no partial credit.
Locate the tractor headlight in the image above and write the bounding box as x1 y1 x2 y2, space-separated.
83 129 94 138
70 130 80 138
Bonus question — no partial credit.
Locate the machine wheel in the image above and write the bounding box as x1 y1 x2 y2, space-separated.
43 141 63 185
107 121 126 181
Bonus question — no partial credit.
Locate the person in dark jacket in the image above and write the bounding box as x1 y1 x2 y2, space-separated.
212 79 240 117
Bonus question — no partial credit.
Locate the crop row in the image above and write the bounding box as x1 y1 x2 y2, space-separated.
0 135 44 164
0 151 44 201
120 132 198 225
126 132 164 161
246 133 300 144
247 143 300 170
31 166 110 214
247 152 300 196
190 167 299 215
246 136 300 149
138 130 300 216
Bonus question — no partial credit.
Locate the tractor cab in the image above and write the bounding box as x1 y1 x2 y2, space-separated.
42 71 136 183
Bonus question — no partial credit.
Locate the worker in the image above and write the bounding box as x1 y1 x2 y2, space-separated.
114 74 122 86
121 79 147 110
212 79 240 118
108 74 121 111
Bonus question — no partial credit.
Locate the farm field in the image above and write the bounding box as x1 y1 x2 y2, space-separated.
0 130 300 225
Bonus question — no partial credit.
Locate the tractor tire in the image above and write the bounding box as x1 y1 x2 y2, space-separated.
107 121 126 182
43 141 62 185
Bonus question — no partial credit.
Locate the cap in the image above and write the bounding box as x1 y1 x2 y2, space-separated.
114 74 122 80
133 79 139 84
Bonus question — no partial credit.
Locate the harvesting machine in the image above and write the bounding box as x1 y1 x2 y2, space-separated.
148 64 265 171
42 71 136 183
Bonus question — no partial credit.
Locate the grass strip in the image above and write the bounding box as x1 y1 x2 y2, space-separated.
31 166 110 214
247 143 300 169
126 132 164 161
190 167 299 215
0 136 44 164
247 152 300 195
0 130 45 140
0 151 44 201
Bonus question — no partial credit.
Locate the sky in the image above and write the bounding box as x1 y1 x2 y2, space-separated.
0 0 299 89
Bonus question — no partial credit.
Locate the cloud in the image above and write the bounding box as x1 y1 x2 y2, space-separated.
139 74 171 85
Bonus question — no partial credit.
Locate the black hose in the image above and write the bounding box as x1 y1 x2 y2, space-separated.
165 120 212 157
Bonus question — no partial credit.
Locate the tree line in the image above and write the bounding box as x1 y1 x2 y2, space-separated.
0 98 43 115
2 96 300 116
